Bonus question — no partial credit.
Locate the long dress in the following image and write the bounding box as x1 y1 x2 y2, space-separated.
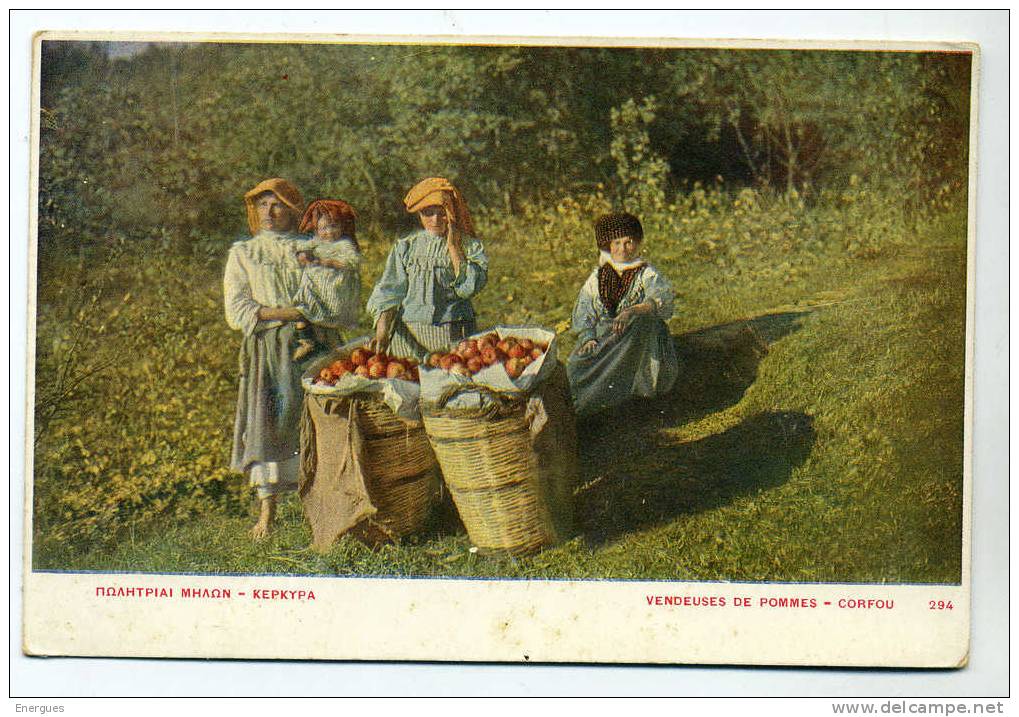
224 230 360 498
566 255 679 417
366 229 488 359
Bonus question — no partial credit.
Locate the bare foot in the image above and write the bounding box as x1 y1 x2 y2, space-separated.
250 497 276 540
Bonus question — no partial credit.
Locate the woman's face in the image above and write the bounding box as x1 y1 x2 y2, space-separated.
255 192 296 233
315 214 344 241
609 235 641 263
418 205 449 237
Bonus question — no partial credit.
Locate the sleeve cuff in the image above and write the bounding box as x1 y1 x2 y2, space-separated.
451 265 481 298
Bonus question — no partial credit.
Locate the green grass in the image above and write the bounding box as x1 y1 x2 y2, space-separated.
33 202 967 584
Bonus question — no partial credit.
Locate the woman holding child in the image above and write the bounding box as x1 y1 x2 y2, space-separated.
567 212 679 417
223 178 361 539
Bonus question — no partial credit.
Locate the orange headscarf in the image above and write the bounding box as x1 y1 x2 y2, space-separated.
243 178 305 236
403 177 476 237
299 199 359 250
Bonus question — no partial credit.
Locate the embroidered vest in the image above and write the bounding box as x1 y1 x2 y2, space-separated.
597 263 645 316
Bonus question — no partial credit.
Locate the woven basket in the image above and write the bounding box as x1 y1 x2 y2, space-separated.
354 395 439 539
421 385 560 556
306 393 439 540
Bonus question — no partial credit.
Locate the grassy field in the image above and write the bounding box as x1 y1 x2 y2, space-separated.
31 189 967 584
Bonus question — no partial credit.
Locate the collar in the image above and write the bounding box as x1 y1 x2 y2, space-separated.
599 250 645 273
253 230 293 242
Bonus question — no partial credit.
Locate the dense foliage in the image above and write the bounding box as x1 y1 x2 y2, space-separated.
38 42 968 253
32 41 970 581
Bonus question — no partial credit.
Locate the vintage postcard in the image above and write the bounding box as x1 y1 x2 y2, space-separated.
22 31 976 667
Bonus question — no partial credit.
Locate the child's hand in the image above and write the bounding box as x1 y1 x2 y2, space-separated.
578 340 599 356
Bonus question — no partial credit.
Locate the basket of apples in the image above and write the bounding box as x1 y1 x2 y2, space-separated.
417 326 566 556
307 346 420 389
300 339 438 543
418 326 558 408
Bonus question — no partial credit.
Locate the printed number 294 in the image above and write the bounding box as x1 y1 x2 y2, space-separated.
929 600 954 610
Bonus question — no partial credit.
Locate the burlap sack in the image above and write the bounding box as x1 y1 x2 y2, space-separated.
526 363 578 540
299 396 377 551
300 394 440 551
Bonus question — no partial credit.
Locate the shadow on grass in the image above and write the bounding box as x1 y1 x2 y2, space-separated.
573 310 814 547
672 310 809 415
576 410 816 547
578 310 809 461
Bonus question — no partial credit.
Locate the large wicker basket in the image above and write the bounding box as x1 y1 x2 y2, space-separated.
420 385 564 556
304 393 439 542
355 397 439 538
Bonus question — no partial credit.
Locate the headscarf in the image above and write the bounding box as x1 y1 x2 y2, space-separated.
299 199 359 251
243 178 305 236
594 212 644 251
403 177 476 237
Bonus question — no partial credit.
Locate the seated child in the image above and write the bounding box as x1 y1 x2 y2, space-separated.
293 199 362 362
566 212 679 417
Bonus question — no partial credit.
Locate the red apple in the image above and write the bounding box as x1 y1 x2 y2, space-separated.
462 346 480 361
466 356 484 374
407 365 419 381
330 358 353 375
505 357 524 379
354 365 370 378
508 343 528 359
368 361 387 379
350 348 372 366
427 352 444 368
530 347 543 360
497 339 514 354
518 338 534 351
439 354 463 371
318 368 335 382
481 346 498 365
449 362 471 377
520 355 533 368
386 362 406 379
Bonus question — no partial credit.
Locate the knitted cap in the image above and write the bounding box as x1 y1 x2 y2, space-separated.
594 212 644 250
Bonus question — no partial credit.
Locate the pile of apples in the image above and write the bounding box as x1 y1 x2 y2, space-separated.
314 347 420 386
426 333 549 380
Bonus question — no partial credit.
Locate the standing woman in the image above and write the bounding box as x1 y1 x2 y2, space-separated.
367 177 488 358
223 178 360 539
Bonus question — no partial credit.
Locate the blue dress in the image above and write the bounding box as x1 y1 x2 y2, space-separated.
366 229 488 358
567 255 679 417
